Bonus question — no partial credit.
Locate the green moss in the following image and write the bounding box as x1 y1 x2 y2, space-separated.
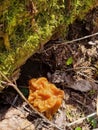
0 0 97 82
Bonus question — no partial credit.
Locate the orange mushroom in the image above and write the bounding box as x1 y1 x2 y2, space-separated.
28 77 64 119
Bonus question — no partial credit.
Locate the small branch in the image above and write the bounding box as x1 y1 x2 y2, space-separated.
43 32 98 53
97 94 98 116
22 123 33 130
64 67 95 72
67 112 97 127
12 95 18 106
77 71 98 84
0 71 62 130
62 32 98 44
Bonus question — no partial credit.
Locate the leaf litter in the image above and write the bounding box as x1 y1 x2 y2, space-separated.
0 6 98 130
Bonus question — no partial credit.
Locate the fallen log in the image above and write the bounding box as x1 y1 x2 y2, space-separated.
0 0 98 90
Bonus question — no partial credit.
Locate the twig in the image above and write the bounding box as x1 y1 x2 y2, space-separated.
77 71 98 84
12 95 18 106
22 123 33 130
43 32 98 53
0 83 5 89
62 32 98 44
0 71 62 130
97 94 98 116
64 66 95 72
67 112 97 127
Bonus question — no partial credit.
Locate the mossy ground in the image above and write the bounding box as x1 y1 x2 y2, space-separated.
0 0 98 83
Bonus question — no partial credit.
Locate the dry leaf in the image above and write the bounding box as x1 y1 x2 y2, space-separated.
69 79 98 92
0 107 35 130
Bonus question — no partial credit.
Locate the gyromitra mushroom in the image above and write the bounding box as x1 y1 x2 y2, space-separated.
28 77 64 119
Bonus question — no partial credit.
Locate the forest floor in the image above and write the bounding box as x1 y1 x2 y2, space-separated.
0 7 98 130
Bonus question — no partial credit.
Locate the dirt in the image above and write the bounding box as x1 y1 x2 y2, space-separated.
0 6 98 130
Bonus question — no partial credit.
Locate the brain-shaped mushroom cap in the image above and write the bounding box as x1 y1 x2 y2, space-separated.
28 77 64 119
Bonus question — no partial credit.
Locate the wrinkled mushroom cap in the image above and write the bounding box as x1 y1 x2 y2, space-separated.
28 77 64 119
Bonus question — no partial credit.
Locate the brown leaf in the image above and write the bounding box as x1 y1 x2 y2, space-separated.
68 79 98 92
0 107 35 130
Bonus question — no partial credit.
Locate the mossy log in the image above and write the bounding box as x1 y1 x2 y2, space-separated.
0 0 98 90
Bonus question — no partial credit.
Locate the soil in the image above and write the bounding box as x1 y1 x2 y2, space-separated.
0 7 98 130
